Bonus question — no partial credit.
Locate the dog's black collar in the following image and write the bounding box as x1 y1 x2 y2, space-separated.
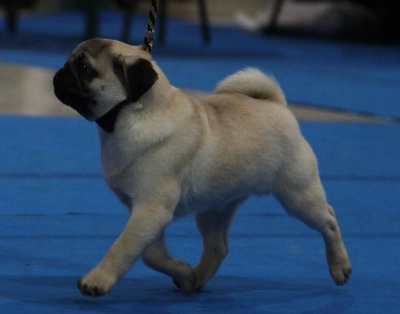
95 100 130 133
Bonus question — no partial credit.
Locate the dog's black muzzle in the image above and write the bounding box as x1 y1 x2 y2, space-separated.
53 66 93 119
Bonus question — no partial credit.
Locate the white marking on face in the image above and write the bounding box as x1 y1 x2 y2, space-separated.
90 78 127 119
133 103 143 110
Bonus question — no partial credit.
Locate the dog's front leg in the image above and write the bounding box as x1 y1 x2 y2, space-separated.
142 231 198 293
78 204 175 297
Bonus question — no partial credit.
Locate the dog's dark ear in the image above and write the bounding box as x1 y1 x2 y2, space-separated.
114 57 158 102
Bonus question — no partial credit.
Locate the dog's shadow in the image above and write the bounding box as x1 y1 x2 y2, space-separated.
2 274 354 313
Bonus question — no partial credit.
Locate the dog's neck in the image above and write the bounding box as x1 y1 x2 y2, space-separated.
95 100 130 133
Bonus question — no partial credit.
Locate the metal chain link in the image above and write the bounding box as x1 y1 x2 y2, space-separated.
143 0 159 53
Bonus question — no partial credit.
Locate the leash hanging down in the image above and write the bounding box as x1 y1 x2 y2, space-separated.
143 0 160 53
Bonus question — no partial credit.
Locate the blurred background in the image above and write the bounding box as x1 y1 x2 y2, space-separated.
0 0 400 120
2 0 400 40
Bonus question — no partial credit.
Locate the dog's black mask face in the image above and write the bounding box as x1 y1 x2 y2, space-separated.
53 57 97 120
53 39 159 132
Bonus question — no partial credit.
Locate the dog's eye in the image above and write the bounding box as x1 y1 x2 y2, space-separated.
77 60 98 81
80 63 89 71
79 62 91 74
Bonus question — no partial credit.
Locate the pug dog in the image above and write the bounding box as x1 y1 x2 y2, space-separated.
53 38 351 297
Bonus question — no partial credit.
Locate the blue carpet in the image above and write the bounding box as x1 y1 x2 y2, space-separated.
0 116 399 313
1 11 400 119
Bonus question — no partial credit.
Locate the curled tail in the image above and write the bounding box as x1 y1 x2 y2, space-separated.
214 68 286 105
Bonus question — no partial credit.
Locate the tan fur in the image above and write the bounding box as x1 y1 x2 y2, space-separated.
54 39 351 297
215 67 286 103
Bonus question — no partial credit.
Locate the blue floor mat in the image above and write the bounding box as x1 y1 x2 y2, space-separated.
1 11 400 119
0 116 399 313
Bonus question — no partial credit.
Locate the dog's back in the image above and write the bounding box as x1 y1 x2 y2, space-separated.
184 69 298 208
214 68 286 105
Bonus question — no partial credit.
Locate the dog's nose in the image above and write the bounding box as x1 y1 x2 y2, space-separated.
52 69 63 91
53 68 71 103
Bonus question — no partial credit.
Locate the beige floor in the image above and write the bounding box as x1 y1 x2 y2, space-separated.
0 62 388 122
0 63 77 117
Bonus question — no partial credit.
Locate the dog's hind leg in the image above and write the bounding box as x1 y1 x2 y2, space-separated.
193 202 238 291
142 231 197 293
274 139 352 285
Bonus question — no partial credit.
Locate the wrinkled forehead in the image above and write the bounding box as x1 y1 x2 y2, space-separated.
72 38 151 61
73 38 113 58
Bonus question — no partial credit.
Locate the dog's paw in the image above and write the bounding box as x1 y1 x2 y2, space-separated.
330 261 352 286
172 266 198 293
78 268 117 297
